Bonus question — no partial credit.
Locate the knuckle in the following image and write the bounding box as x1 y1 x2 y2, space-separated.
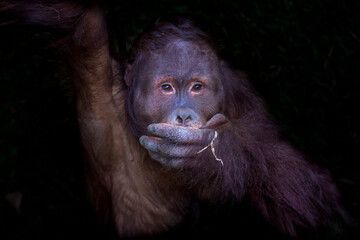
207 130 216 142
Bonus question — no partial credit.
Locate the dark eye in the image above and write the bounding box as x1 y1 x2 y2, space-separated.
191 83 203 92
161 83 173 92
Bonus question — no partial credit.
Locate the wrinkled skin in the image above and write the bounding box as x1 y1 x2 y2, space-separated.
132 40 228 167
140 113 228 168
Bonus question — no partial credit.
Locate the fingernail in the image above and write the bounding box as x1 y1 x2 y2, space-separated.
147 124 155 133
139 136 146 146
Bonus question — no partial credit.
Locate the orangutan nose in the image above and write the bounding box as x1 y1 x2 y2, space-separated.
168 107 202 128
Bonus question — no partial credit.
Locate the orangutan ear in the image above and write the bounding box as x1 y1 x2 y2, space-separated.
124 63 132 87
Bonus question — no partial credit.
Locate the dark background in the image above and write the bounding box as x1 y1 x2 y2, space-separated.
0 0 359 239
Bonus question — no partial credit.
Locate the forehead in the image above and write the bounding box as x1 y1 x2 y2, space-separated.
139 40 219 80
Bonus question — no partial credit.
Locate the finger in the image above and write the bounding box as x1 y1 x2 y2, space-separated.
147 123 214 143
201 113 229 129
139 136 199 158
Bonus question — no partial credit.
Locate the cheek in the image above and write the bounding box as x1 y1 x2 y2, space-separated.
134 91 174 125
192 92 224 121
199 100 222 121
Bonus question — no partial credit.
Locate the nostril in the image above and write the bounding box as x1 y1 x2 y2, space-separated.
175 115 192 125
170 108 197 126
176 116 183 124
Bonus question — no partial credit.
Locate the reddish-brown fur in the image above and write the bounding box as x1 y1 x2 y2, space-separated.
1 1 351 238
